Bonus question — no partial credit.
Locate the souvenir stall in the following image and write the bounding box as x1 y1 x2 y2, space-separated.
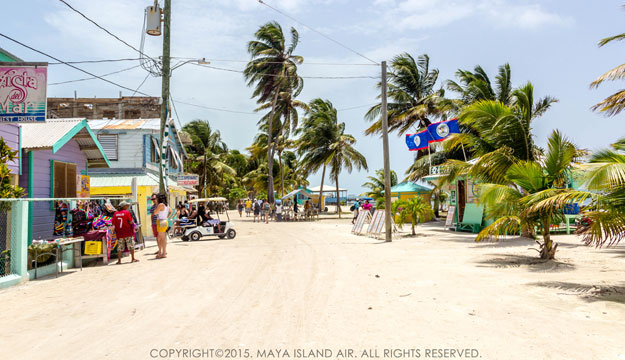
28 197 143 277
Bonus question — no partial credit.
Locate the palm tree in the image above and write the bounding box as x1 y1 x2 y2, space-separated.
183 120 229 196
446 63 513 107
365 53 449 136
296 98 337 210
475 130 582 259
362 169 398 203
393 196 433 235
529 136 625 247
591 18 625 116
245 21 303 203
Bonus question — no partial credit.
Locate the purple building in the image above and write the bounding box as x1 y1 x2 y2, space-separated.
19 119 110 241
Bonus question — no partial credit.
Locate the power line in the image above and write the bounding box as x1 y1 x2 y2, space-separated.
257 0 379 65
171 56 378 66
173 99 257 115
57 0 151 60
0 33 154 96
337 103 377 112
49 64 143 85
48 58 142 65
193 63 377 79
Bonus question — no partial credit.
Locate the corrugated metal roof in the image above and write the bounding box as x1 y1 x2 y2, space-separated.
21 118 84 149
88 118 161 130
20 118 110 167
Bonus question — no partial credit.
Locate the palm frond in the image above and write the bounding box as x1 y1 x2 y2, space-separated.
475 216 521 242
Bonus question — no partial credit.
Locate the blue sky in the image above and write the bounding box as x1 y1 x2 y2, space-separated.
2 0 625 194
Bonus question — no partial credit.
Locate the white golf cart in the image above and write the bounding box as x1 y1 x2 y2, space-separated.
180 197 236 241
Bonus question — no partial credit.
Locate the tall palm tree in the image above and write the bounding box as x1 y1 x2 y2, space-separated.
365 53 449 136
297 98 337 210
446 63 513 107
476 130 582 259
244 21 303 203
183 120 229 197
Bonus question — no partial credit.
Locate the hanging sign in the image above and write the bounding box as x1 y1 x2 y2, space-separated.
76 175 90 198
0 62 47 122
177 174 199 186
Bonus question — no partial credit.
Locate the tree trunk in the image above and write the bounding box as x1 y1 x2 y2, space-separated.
278 149 284 197
411 217 416 235
433 190 440 219
318 164 326 211
336 174 341 218
266 89 280 204
540 216 557 260
203 152 208 198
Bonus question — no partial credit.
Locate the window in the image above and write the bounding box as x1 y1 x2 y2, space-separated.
124 109 140 119
150 137 159 163
97 134 118 161
53 161 77 198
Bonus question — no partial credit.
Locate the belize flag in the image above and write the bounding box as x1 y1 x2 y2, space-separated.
405 130 433 151
426 118 460 142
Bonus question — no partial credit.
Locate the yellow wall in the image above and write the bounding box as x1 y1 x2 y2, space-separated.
391 191 434 223
91 185 184 237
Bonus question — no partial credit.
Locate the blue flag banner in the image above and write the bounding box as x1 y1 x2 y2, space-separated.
405 130 433 151
427 118 460 143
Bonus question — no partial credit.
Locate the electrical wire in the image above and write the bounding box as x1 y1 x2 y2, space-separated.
57 0 161 76
170 56 378 66
48 64 143 85
172 99 257 115
257 0 379 65
0 33 154 96
48 58 142 65
193 63 377 79
337 103 377 112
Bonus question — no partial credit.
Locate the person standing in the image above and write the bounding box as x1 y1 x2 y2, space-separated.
152 194 172 259
149 194 158 239
113 201 138 264
263 200 271 224
237 200 244 217
253 199 261 222
362 200 373 214
245 198 252 217
275 201 283 222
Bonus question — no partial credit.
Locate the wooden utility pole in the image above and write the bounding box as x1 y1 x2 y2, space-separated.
381 61 392 242
159 0 171 194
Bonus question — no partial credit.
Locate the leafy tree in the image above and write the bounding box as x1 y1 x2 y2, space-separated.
228 187 247 204
591 18 625 116
0 137 24 209
393 196 433 236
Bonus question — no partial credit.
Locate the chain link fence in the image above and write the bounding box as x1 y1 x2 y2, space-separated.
0 201 16 278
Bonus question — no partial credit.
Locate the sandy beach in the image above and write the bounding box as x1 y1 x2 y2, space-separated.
1 211 624 360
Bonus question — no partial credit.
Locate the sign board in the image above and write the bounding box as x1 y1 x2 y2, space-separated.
0 62 47 122
445 205 456 227
430 165 448 176
177 174 199 186
352 210 372 235
76 175 90 198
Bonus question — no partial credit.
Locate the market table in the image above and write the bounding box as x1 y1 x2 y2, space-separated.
32 237 85 279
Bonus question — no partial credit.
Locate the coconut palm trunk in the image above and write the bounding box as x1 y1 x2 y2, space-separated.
278 149 284 197
335 171 341 218
317 164 326 211
266 89 280 203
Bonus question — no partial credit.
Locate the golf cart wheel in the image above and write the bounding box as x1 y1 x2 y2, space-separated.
181 235 189 242
189 231 202 242
226 229 236 239
218 235 226 239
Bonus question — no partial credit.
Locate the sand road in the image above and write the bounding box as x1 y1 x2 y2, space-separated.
2 213 625 360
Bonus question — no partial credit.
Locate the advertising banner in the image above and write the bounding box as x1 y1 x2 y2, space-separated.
0 62 47 122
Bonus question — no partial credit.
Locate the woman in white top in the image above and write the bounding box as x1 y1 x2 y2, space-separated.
152 194 173 259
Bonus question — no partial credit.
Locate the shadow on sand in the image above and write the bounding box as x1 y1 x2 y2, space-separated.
528 281 625 304
475 253 575 272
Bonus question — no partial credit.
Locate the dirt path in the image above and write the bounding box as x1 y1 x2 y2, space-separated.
2 212 625 360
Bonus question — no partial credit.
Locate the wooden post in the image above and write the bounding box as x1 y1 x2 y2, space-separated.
381 61 392 242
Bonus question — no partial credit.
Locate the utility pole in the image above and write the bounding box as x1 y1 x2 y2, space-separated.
381 61 392 242
158 0 171 194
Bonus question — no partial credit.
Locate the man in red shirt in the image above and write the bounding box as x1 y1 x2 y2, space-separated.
113 201 139 264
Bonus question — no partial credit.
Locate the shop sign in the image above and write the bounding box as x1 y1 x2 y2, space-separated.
430 165 448 176
0 62 47 122
77 175 90 198
177 174 199 186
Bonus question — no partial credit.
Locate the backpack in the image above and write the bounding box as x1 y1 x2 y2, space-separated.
350 205 355 211
254 202 261 211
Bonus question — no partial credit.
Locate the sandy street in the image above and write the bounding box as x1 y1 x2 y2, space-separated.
1 212 625 360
